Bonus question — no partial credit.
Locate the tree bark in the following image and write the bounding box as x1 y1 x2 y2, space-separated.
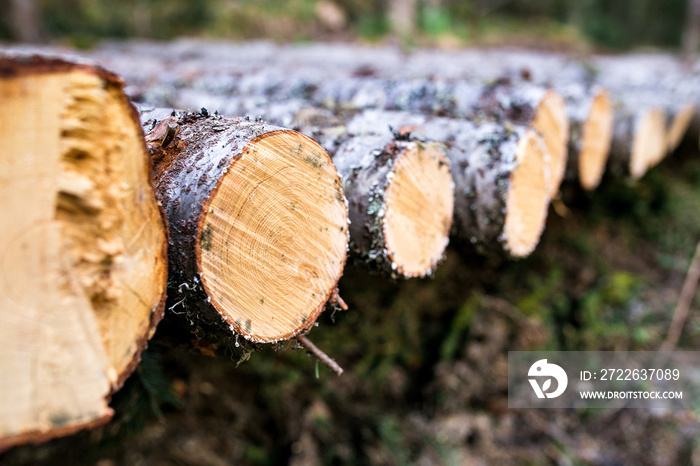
608 99 667 180
187 102 456 278
683 0 700 56
0 55 168 450
141 109 349 344
460 81 569 199
330 135 454 277
560 84 614 190
9 0 42 43
344 110 551 258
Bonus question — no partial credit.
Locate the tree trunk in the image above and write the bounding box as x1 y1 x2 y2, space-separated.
592 55 698 170
314 79 568 198
461 81 569 199
9 0 42 43
331 135 454 277
141 109 349 344
608 102 667 180
187 103 456 278
344 110 551 258
560 84 614 190
683 0 700 56
0 55 168 449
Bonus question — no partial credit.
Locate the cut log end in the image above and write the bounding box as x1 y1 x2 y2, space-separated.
579 89 614 190
0 58 167 447
667 103 697 153
382 142 454 277
630 108 667 179
504 130 549 258
532 90 569 198
197 131 348 343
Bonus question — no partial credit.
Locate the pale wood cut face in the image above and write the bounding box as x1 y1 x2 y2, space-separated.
630 108 666 179
383 143 454 277
0 73 111 441
667 104 696 153
0 69 166 446
532 90 569 198
56 74 167 388
198 132 348 343
504 131 549 258
579 89 614 190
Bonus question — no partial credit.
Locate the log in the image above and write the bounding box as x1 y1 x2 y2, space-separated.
220 78 567 202
141 109 348 344
560 84 614 190
666 103 697 153
608 98 667 180
0 56 168 449
309 79 568 201
592 55 699 170
331 135 454 277
461 81 569 199
345 111 550 258
193 104 457 278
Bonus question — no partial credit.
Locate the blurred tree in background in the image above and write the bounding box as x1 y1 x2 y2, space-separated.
0 0 696 51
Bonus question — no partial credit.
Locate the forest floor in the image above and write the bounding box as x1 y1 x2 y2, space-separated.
3 138 700 465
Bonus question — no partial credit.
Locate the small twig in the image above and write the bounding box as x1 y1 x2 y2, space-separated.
660 239 700 352
335 295 348 311
297 334 344 376
329 288 349 311
551 196 570 218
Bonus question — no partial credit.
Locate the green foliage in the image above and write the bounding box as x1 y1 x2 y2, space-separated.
376 416 411 464
37 0 212 45
105 348 181 440
439 294 478 361
0 0 689 50
592 161 700 270
357 14 390 41
419 6 452 37
577 271 648 349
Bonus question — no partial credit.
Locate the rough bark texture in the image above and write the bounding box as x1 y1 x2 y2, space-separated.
592 55 700 158
0 55 168 450
331 135 454 277
608 100 667 180
142 109 349 344
345 110 550 258
180 102 456 278
561 85 614 190
468 81 568 198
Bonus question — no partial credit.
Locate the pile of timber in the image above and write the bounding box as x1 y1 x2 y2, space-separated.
0 44 698 450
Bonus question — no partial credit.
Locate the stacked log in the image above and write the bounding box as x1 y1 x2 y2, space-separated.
457 81 569 198
560 84 614 190
2 44 699 451
592 55 700 176
237 102 549 260
341 111 550 258
608 96 668 180
330 135 454 277
141 108 349 344
0 55 168 449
